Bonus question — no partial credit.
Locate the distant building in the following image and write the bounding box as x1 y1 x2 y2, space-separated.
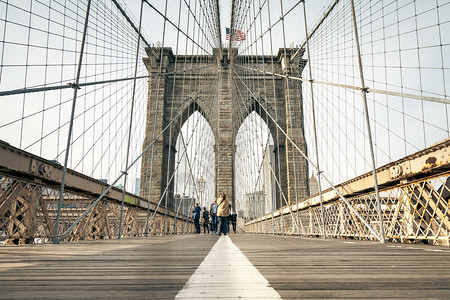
244 191 265 220
174 171 196 196
173 194 195 217
134 178 140 196
309 173 319 196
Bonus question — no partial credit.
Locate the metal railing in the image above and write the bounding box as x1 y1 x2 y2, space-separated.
0 173 194 246
245 139 450 246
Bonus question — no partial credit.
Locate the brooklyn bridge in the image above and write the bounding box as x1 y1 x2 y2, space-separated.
0 0 449 298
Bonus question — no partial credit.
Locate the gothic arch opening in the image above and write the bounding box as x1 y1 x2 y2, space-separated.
235 111 276 221
173 111 215 217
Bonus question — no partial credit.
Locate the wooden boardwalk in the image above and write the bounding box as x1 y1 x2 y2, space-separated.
1 234 449 299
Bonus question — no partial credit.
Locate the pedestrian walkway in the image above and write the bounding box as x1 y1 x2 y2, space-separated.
0 234 449 299
232 235 450 299
176 236 280 299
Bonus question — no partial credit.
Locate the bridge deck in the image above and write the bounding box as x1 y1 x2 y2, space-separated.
1 235 449 299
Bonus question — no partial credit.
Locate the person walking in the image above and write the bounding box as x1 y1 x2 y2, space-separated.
217 192 230 236
210 198 218 234
192 203 201 234
202 207 210 234
209 217 214 232
230 210 238 233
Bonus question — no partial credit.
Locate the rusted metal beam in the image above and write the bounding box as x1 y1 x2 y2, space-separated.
0 140 177 218
248 137 450 225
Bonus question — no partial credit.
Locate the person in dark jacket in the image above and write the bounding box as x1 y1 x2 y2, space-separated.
192 203 201 234
202 207 210 234
210 198 218 234
230 211 238 233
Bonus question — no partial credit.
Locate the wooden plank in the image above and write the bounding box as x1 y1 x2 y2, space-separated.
0 235 218 299
231 235 450 299
1 234 449 299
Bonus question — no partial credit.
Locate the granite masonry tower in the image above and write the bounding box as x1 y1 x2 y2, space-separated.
139 47 309 211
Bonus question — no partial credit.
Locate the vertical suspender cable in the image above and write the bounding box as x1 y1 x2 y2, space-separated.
214 0 223 62
301 0 326 239
163 0 183 235
144 0 169 236
266 0 284 234
257 0 275 234
350 0 385 243
174 0 192 234
181 2 193 234
279 0 301 236
118 0 144 239
53 0 92 243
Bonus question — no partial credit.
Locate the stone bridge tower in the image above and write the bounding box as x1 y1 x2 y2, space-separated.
139 47 309 211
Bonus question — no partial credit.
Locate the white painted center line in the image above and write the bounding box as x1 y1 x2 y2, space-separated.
175 236 282 299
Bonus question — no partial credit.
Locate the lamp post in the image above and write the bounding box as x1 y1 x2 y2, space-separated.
197 176 206 207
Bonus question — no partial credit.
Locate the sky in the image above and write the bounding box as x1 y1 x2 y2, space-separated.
119 0 332 53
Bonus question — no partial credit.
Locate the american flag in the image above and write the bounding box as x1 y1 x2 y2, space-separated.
226 27 246 41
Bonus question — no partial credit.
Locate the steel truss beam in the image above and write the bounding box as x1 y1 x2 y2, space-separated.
246 138 450 245
0 140 193 245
